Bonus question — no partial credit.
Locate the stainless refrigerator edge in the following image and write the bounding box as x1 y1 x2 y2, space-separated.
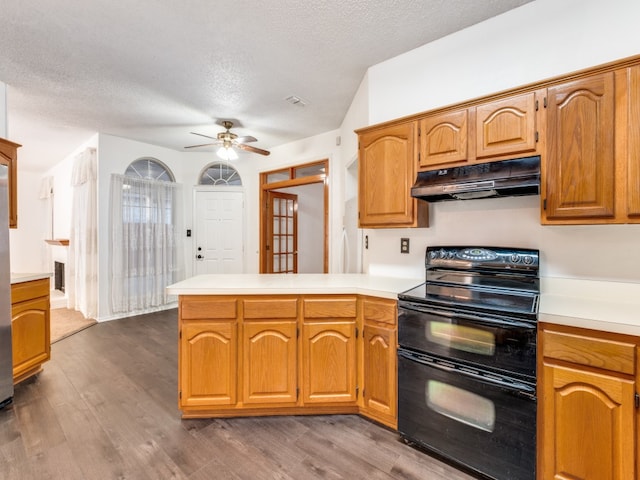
0 163 13 408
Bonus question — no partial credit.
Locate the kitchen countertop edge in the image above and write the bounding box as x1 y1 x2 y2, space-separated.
11 272 53 284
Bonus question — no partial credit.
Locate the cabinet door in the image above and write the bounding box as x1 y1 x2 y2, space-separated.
475 91 539 159
180 321 237 408
242 321 297 405
0 138 19 229
544 73 616 221
11 297 50 382
302 321 357 404
626 66 640 218
358 122 426 228
362 323 396 428
419 109 469 169
541 363 635 480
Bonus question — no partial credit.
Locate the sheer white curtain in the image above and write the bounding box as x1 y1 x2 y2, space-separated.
67 148 98 318
109 174 182 313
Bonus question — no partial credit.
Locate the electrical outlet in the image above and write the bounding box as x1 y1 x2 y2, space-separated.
365 235 369 250
400 238 410 254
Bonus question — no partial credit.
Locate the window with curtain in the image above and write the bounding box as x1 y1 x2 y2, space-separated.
109 158 182 314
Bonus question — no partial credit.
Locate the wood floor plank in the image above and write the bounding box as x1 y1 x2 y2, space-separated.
0 308 478 480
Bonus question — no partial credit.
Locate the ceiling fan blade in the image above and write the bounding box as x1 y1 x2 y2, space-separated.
190 132 217 140
234 135 257 143
236 143 270 156
184 142 219 149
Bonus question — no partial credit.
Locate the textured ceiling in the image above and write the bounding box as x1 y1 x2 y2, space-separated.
0 0 532 170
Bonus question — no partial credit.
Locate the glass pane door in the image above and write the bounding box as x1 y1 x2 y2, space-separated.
268 191 297 273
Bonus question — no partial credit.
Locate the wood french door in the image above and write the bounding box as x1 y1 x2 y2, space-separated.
266 191 298 273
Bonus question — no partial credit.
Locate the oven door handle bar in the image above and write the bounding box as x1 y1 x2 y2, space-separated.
399 302 536 328
398 348 536 397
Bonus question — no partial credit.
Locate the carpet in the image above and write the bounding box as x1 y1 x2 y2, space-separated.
50 308 97 343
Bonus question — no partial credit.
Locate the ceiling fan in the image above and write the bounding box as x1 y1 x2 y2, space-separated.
184 120 270 160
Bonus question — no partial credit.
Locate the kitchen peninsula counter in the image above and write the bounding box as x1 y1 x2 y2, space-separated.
166 273 422 299
167 273 421 425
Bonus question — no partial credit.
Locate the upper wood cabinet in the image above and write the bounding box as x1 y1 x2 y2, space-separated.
625 65 640 219
358 121 428 228
543 73 616 221
0 137 20 228
475 90 541 160
419 108 470 169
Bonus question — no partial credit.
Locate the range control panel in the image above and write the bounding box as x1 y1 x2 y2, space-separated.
426 246 539 272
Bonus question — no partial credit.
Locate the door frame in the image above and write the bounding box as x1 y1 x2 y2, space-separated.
193 185 245 275
259 159 329 273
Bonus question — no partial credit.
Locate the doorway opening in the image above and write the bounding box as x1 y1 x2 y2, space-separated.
260 159 329 273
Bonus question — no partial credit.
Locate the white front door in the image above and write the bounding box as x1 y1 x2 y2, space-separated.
194 189 244 274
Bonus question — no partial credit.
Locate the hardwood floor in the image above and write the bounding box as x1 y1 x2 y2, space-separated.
0 309 474 480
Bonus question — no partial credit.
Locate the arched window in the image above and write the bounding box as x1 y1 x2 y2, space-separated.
125 157 175 182
198 162 242 186
110 157 181 313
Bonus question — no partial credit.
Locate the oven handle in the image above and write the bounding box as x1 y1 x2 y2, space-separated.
398 301 535 328
398 348 536 399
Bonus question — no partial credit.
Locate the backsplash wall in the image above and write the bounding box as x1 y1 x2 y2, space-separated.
364 195 640 284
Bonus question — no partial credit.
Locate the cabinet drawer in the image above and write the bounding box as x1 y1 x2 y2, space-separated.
181 296 237 319
243 298 298 319
11 278 50 304
363 298 397 326
542 329 635 375
303 297 357 318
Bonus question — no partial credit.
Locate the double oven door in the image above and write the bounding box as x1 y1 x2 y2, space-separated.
397 300 536 480
398 301 537 380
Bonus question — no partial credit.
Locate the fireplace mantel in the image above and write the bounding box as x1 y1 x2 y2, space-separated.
45 239 69 246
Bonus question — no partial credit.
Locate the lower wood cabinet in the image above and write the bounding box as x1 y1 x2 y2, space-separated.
539 323 637 480
180 320 237 408
178 293 398 428
361 297 397 428
11 278 51 384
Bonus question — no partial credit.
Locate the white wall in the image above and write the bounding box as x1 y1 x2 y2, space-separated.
265 130 341 271
8 170 47 273
0 82 6 138
359 0 640 284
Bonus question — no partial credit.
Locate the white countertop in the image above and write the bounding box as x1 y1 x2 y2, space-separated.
539 277 640 336
166 273 423 300
167 274 640 336
10 272 52 284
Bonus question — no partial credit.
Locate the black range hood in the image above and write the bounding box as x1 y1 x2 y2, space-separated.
411 156 540 202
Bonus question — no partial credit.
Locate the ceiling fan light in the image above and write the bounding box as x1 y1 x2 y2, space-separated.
217 146 238 161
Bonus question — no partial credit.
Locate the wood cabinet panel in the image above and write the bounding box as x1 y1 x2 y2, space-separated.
180 320 237 407
302 321 357 404
475 91 539 159
303 297 357 319
11 297 50 382
626 65 640 217
11 278 50 384
358 121 427 228
544 73 616 220
0 137 20 228
542 329 635 375
243 298 297 319
180 296 237 319
419 109 469 168
242 321 297 404
362 323 396 428
362 297 396 326
541 362 635 480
